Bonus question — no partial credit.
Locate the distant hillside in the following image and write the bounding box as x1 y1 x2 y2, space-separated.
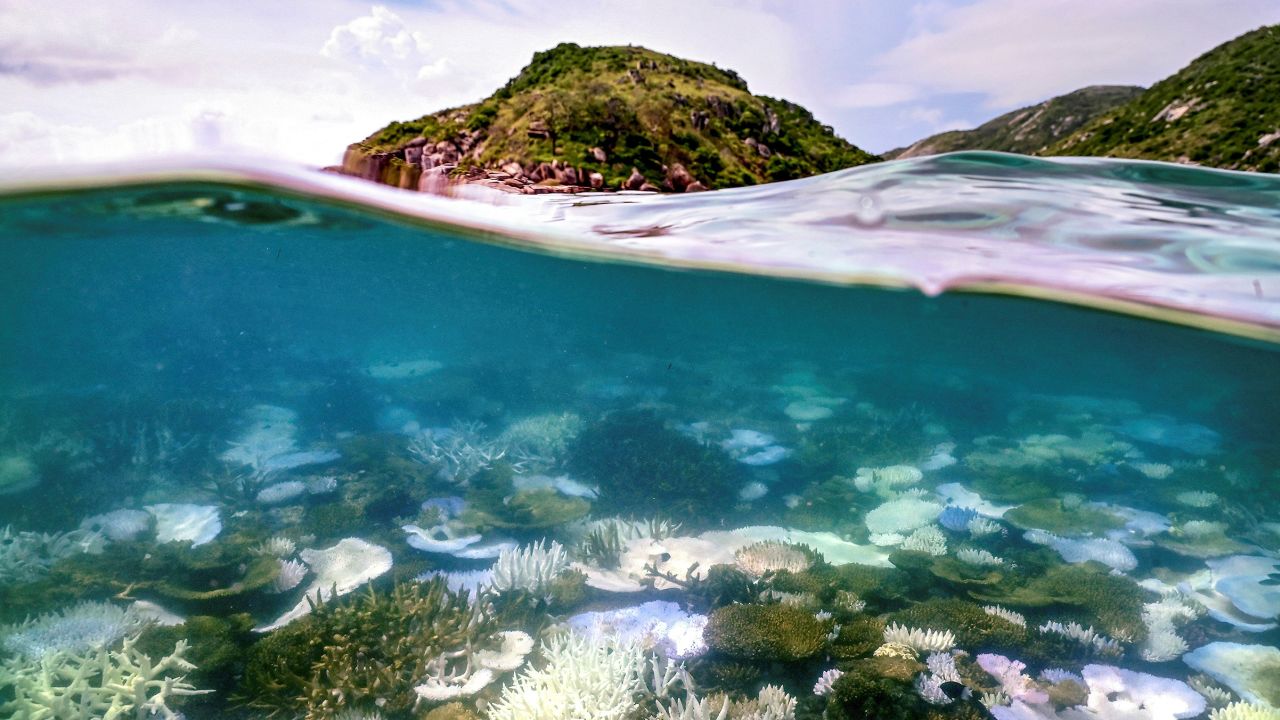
342 43 878 193
1049 24 1280 172
884 85 1143 160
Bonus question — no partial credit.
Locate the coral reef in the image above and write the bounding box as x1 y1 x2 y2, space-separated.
568 410 742 524
491 540 571 596
240 579 499 718
0 637 211 719
1 601 147 659
704 603 830 661
0 525 105 586
888 599 1027 652
486 632 647 720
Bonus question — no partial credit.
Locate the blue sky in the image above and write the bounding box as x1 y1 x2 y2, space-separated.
1 0 1277 167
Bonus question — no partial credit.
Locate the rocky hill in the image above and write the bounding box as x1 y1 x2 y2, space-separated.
884 85 1143 160
342 43 878 194
1049 24 1280 172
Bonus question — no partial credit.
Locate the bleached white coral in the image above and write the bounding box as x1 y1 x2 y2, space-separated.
416 568 494 596
736 684 797 720
407 423 507 484
1140 594 1204 662
255 537 394 632
0 638 210 718
486 633 647 720
967 516 1004 537
916 652 962 705
1211 702 1280 720
1141 624 1190 663
734 540 814 577
0 526 105 584
1038 621 1123 656
252 535 297 558
80 509 151 542
1134 462 1174 480
654 691 729 720
491 540 570 596
854 465 923 495
270 558 308 594
1182 520 1230 537
882 623 956 653
656 684 796 720
1189 674 1236 708
413 631 534 704
255 480 307 505
499 412 583 466
476 630 536 672
864 496 943 536
902 526 948 556
982 605 1026 627
1023 530 1137 573
814 668 844 696
958 548 1005 566
1176 490 1219 508
1 601 147 659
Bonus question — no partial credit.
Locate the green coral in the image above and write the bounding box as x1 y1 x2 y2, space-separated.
134 614 255 700
423 703 482 720
825 657 923 720
782 476 864 533
239 579 500 719
703 603 831 662
887 599 1028 652
568 411 742 524
1005 498 1125 535
830 615 887 659
970 563 1147 642
826 657 991 720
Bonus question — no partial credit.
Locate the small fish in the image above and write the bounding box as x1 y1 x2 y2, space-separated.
939 681 968 700
1259 574 1280 586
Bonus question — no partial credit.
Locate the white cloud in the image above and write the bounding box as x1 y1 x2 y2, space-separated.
903 106 971 133
831 82 920 108
874 0 1280 108
321 5 438 76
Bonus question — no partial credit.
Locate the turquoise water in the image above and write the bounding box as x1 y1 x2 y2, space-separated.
0 156 1278 720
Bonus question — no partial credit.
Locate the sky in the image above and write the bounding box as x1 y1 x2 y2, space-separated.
1 0 1277 169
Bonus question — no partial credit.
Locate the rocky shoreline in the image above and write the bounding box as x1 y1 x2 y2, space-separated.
337 134 709 196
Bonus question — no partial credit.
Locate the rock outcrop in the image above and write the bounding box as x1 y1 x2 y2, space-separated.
342 43 878 194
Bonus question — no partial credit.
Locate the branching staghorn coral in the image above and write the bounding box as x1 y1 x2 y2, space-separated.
407 422 509 485
0 637 210 719
497 412 583 469
491 540 570 596
486 632 648 720
655 684 797 720
1 601 149 659
240 579 500 719
0 525 106 585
